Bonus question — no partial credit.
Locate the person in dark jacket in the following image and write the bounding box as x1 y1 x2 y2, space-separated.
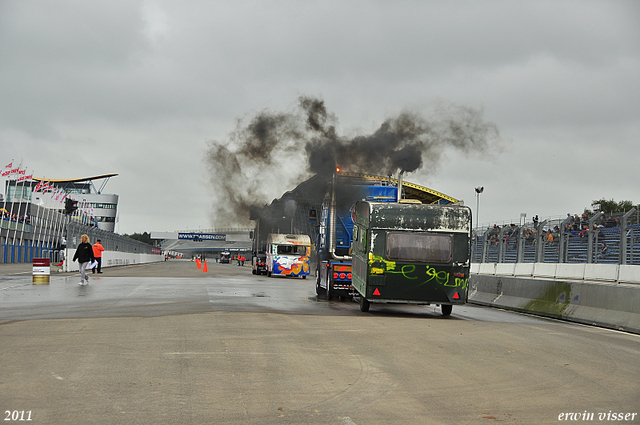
73 234 95 285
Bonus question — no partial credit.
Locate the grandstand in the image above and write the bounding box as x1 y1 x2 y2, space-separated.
472 209 640 265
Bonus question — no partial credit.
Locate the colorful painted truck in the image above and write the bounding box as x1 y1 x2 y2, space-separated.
315 173 398 299
266 233 311 278
351 200 472 315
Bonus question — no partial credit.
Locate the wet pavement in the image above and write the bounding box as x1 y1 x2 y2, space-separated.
0 259 550 323
1 260 639 424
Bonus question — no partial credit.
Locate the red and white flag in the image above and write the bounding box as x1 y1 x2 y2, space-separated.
48 185 59 197
1 162 12 177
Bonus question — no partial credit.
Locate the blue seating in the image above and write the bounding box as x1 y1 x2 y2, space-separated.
472 222 640 265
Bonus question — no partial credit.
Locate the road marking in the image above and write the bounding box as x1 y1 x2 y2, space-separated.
0 283 31 291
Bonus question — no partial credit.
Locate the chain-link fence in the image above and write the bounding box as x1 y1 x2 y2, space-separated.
472 209 640 265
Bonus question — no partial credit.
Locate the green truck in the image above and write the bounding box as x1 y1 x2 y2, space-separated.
351 200 472 315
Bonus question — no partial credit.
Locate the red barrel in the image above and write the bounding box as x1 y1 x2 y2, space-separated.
33 258 51 285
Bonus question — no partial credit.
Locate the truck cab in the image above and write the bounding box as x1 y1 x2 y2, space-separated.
266 234 311 278
316 181 398 299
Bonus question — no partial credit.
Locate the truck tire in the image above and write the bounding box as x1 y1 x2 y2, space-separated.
315 269 325 296
359 296 370 312
441 304 453 316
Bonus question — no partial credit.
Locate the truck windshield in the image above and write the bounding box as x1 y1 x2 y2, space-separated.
386 232 452 263
276 245 307 255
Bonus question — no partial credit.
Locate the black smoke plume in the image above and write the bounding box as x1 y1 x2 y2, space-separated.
206 96 500 227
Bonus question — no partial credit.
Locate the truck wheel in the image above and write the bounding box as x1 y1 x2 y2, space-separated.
441 304 453 316
359 296 370 312
315 269 324 296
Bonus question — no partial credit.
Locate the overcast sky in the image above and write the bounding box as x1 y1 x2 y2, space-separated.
1 0 638 234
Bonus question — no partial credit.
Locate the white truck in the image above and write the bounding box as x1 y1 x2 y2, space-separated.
266 234 311 278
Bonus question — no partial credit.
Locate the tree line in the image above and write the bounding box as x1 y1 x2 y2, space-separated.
585 198 639 216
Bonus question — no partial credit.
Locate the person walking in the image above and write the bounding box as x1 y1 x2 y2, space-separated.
92 239 105 274
73 234 95 285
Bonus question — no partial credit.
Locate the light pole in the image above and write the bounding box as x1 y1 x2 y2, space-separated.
475 186 484 230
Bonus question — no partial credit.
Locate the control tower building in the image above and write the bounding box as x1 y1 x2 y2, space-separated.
26 174 119 232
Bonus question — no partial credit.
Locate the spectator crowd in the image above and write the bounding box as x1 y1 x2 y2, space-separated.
479 212 619 247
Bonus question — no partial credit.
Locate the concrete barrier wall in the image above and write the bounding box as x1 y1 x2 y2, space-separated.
63 249 163 272
472 262 640 285
619 265 640 284
469 274 640 335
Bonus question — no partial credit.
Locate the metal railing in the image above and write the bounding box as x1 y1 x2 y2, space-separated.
472 208 640 265
0 203 157 264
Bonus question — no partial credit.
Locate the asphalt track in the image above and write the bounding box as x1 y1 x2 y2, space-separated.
1 260 638 424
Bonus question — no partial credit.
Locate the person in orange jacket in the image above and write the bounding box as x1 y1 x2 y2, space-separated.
92 239 105 274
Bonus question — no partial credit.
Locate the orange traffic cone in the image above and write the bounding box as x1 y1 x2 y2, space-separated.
196 259 201 269
203 260 208 273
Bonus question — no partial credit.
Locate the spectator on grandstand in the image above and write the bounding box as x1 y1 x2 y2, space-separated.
545 230 554 244
532 215 539 229
579 224 589 238
543 227 558 244
598 242 611 259
571 214 580 231
563 221 574 235
524 228 536 243
505 224 518 245
605 216 619 228
488 225 500 245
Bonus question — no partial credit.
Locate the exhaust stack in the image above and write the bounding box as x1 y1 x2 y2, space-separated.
329 170 350 260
